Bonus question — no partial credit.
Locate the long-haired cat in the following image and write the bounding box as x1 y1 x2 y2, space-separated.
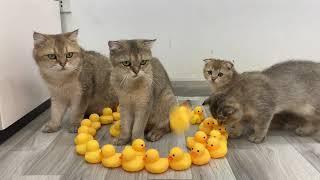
108 39 177 145
203 59 320 143
33 30 118 133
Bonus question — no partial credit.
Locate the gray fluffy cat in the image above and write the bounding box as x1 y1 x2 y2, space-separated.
33 30 118 133
108 39 177 145
203 59 320 143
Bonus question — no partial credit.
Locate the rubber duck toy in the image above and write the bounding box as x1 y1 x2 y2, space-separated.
89 113 101 130
144 149 169 174
186 131 208 149
170 105 192 134
74 133 93 155
131 139 146 156
78 125 96 137
190 106 205 124
190 143 210 165
168 147 191 171
101 144 121 168
199 117 218 135
100 107 114 125
84 140 102 164
110 120 121 137
80 119 96 136
207 137 227 159
121 146 144 172
113 105 120 121
214 125 229 140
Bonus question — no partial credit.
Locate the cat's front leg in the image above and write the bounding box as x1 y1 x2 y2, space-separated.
42 98 68 133
68 96 88 133
228 121 244 138
131 104 151 140
248 115 273 143
112 104 133 145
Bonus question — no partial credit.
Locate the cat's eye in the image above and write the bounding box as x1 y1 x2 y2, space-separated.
218 72 224 77
66 52 73 58
121 61 131 66
47 54 57 59
207 70 212 75
140 60 149 65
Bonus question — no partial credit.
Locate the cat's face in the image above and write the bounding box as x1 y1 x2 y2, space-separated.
108 39 155 87
33 30 81 75
203 59 234 91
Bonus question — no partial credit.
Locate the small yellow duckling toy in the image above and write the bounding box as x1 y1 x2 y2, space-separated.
89 114 101 130
100 107 114 125
214 125 229 140
121 146 144 172
84 140 102 164
80 119 97 136
190 143 211 165
168 147 191 171
186 131 208 149
110 121 121 137
131 139 146 156
190 106 205 124
207 137 227 159
144 149 169 174
112 105 120 121
199 117 218 135
74 133 93 155
101 144 121 168
78 125 96 136
170 105 192 134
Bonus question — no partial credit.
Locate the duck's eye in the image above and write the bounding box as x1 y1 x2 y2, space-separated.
207 123 209 125
47 54 57 59
173 154 175 157
121 61 131 66
218 72 224 77
213 136 216 138
207 70 212 75
191 148 194 150
66 52 73 58
197 150 200 152
203 137 206 139
141 144 144 147
140 60 148 65
211 145 213 146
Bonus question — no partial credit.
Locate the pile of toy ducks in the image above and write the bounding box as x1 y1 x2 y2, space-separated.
74 105 228 174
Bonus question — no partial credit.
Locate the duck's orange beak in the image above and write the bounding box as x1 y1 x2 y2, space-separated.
119 155 122 160
168 156 173 161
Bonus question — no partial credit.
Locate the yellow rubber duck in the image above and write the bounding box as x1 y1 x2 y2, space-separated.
168 147 191 171
170 106 192 134
186 131 208 149
80 119 97 136
113 106 120 121
144 149 169 174
121 146 144 172
74 133 93 155
84 140 102 164
110 121 121 137
190 106 205 124
207 137 227 159
190 143 211 165
78 125 96 136
199 117 218 135
100 107 114 125
89 114 101 130
131 139 146 156
213 125 229 140
101 144 121 168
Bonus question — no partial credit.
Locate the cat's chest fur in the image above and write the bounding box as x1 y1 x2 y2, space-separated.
47 79 82 101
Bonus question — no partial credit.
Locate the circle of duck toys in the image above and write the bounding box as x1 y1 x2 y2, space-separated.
74 104 228 174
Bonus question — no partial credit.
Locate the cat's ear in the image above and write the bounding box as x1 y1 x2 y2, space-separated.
143 39 156 49
108 41 122 52
66 29 79 42
33 32 47 47
203 59 213 63
224 61 234 70
202 98 211 106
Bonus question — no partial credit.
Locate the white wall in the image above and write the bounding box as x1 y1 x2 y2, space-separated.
68 0 320 80
0 0 61 129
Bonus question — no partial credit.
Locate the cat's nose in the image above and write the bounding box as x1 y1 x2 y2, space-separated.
211 76 217 81
58 61 66 67
131 67 140 75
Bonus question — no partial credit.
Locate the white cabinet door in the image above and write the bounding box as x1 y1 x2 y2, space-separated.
0 0 61 129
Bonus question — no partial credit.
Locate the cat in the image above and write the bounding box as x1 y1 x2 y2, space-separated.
203 59 320 143
33 30 118 133
108 39 177 145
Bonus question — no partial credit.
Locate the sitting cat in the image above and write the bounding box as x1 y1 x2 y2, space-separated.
33 30 118 133
108 39 177 145
203 59 320 143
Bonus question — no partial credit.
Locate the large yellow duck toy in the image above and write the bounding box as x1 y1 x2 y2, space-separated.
206 137 227 159
190 143 211 165
144 149 169 174
85 140 102 164
168 147 191 171
101 144 121 168
89 114 101 130
190 106 205 124
199 117 218 135
113 105 120 121
110 120 121 137
80 119 97 136
170 105 192 134
74 133 93 155
121 146 144 172
213 125 229 140
100 107 114 125
186 131 208 149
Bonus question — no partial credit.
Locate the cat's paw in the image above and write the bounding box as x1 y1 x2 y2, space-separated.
229 131 242 139
248 135 265 144
112 137 130 146
146 130 165 142
42 122 61 133
295 126 314 136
